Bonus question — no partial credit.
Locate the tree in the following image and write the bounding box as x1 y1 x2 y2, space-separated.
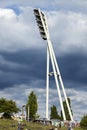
0 98 19 118
26 91 38 120
50 105 60 119
61 98 73 120
80 114 87 128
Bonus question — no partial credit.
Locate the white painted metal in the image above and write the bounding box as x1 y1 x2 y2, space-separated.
34 8 73 121
46 45 49 119
42 13 66 120
49 42 74 121
47 39 66 120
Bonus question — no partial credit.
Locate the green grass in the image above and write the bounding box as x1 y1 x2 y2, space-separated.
0 119 85 130
0 119 17 130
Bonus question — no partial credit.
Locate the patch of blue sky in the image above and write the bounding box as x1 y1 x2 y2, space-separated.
6 5 22 15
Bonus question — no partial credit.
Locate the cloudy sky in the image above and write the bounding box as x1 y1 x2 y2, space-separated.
0 0 87 121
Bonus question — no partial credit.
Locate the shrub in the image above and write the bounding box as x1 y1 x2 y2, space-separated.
80 114 87 128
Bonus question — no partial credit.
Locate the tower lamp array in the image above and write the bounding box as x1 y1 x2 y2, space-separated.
34 8 73 121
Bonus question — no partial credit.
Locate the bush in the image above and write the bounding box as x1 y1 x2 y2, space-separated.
80 114 87 128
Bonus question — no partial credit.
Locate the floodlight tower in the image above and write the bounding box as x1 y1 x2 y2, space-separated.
34 9 73 121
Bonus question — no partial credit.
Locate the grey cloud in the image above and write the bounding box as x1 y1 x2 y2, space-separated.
52 0 87 13
58 54 87 86
0 0 87 14
0 0 53 10
0 7 87 56
47 11 87 55
0 49 47 89
0 7 45 52
0 48 87 93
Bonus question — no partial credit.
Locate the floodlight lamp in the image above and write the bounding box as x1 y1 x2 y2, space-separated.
34 9 47 40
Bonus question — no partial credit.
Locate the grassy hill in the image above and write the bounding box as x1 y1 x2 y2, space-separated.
0 119 84 130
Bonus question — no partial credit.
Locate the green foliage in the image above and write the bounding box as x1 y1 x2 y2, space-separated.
50 105 60 119
26 91 38 120
0 98 19 118
61 98 73 120
80 114 87 128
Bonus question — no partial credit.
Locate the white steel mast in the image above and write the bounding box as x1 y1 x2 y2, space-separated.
34 8 73 121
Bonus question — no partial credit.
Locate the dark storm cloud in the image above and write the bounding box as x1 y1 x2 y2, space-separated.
58 53 87 87
0 48 47 89
0 49 87 91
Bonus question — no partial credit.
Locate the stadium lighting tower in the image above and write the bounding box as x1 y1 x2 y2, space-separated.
34 8 74 121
